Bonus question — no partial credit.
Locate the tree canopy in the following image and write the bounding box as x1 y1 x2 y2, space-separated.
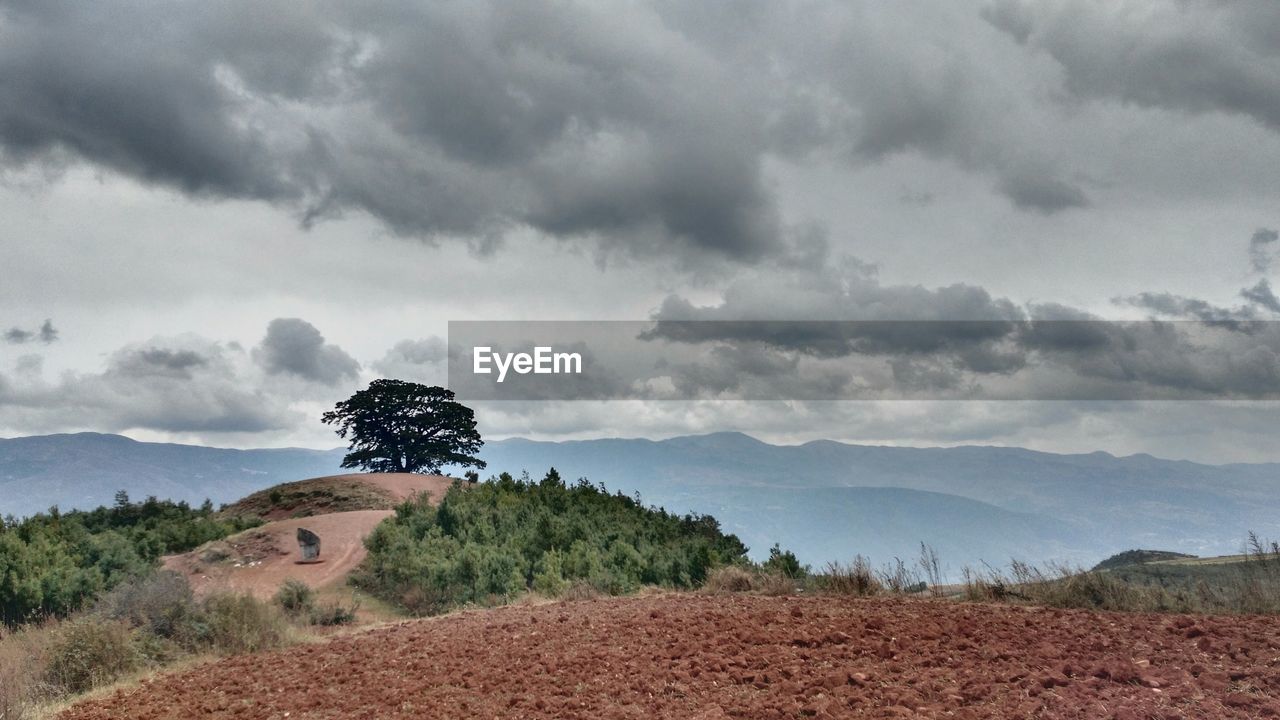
321 380 486 474
354 469 750 615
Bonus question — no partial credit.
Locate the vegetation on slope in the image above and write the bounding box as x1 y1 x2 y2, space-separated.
353 469 750 614
1092 549 1198 571
961 535 1280 615
0 571 329 719
0 493 256 627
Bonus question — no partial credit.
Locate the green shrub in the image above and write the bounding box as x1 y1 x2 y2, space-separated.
353 469 754 614
763 544 805 579
43 617 139 694
2 496 251 628
532 549 569 596
308 601 359 626
270 580 358 626
273 579 316 616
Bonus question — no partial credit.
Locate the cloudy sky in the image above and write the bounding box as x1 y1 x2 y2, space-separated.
2 0 1280 462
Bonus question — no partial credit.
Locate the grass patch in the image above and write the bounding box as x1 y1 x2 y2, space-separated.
961 534 1280 614
701 566 799 596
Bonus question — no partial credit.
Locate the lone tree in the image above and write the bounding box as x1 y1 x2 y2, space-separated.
322 380 486 474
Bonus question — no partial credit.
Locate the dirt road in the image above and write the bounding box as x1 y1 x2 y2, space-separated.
60 594 1280 719
162 510 391 597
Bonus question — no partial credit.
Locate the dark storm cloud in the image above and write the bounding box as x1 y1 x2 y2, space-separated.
1110 229 1280 325
111 348 210 379
3 328 31 344
0 0 781 263
3 319 57 345
0 2 300 199
0 0 1120 266
997 171 1088 214
253 318 359 385
1251 228 1279 273
1117 292 1260 325
985 0 1280 131
1243 280 1280 315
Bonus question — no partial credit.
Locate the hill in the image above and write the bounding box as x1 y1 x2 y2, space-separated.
163 509 395 599
165 473 456 599
1093 549 1199 571
220 472 455 521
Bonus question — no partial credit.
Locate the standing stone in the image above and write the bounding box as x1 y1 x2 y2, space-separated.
297 527 321 562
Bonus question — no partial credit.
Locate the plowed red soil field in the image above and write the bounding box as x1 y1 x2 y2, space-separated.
61 594 1280 719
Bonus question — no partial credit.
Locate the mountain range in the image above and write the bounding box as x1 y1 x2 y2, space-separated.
4 431 1278 571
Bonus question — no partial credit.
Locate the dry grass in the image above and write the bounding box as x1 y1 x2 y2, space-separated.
702 566 754 594
220 477 398 521
961 538 1280 615
701 566 800 596
42 618 139 695
1 621 55 720
0 577 309 720
560 581 603 602
818 556 883 597
201 592 295 654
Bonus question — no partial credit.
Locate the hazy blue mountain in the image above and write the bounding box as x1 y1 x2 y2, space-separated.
5 431 1279 572
479 432 1280 568
0 433 345 517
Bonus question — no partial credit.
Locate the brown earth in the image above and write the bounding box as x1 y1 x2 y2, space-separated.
162 510 392 598
219 473 456 521
59 594 1280 719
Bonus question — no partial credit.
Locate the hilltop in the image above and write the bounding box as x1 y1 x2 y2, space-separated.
163 473 456 601
219 472 455 520
1093 549 1199 571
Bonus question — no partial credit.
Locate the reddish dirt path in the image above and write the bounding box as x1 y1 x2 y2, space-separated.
163 510 391 597
60 595 1280 719
165 474 456 599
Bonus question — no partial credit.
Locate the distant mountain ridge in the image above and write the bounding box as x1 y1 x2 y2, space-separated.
477 432 1280 568
5 431 1279 570
0 433 346 517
